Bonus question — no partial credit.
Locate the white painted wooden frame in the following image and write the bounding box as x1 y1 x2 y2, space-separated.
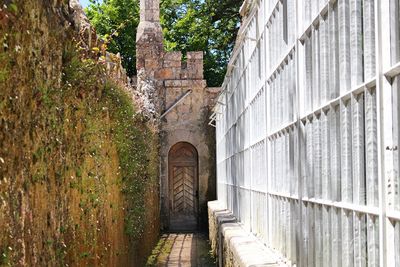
214 0 400 266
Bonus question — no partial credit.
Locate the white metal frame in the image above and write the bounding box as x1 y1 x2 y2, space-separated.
214 0 400 266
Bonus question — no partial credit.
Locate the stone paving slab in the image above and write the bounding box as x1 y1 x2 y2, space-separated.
147 233 216 267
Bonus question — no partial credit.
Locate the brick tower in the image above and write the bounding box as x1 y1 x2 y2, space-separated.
136 0 164 76
136 0 219 232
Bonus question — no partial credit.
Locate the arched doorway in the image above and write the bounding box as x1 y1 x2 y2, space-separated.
168 142 198 231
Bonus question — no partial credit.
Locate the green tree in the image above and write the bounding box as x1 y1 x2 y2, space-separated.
85 0 140 76
160 0 241 86
86 0 241 86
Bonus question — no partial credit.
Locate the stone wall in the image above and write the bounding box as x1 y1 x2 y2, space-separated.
136 0 220 231
0 0 160 265
160 76 213 230
158 51 219 231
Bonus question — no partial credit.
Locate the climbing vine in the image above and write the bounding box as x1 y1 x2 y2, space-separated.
62 42 159 241
102 81 159 239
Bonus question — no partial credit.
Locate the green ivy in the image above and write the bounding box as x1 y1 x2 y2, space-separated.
62 43 158 240
102 82 157 239
0 246 10 266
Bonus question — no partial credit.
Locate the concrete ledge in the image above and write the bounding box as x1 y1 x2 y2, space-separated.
208 201 286 267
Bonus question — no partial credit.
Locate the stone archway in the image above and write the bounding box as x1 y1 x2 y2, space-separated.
168 142 199 231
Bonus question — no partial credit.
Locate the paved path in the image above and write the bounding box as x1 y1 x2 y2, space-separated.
147 233 216 267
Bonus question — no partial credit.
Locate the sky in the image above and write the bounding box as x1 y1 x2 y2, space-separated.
80 0 103 8
79 0 91 8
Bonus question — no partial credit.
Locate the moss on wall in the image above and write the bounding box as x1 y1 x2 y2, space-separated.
0 0 159 266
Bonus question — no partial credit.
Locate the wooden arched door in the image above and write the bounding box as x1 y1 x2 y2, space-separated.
168 142 198 231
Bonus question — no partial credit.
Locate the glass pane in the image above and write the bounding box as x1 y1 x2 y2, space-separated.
395 220 400 267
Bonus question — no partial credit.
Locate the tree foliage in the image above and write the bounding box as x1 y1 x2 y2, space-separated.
85 0 140 77
85 0 241 86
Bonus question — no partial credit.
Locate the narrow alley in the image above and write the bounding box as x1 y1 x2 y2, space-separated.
2 0 400 265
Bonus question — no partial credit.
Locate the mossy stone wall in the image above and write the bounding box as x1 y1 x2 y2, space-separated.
0 1 159 266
